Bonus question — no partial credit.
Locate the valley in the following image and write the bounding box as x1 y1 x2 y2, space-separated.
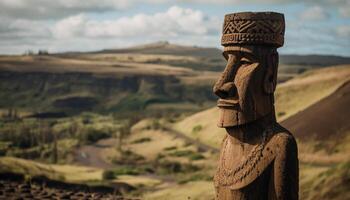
0 42 349 199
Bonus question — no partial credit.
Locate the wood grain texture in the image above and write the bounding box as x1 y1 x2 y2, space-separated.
213 11 298 200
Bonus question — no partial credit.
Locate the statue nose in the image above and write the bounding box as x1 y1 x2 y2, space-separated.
213 53 239 99
214 82 236 99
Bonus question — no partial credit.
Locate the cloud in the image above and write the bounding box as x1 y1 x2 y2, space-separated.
339 1 350 18
336 25 350 38
0 0 135 19
0 17 50 40
299 6 330 21
0 2 349 55
52 14 87 39
282 22 350 56
1 0 349 20
0 6 221 54
182 0 348 5
51 6 220 39
180 0 350 19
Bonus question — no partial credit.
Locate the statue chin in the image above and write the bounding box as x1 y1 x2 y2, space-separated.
217 107 270 128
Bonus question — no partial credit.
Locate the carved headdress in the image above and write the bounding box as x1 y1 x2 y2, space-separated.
221 12 285 48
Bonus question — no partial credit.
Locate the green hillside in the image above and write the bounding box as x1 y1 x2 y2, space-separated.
0 55 217 117
1 42 350 199
2 42 349 117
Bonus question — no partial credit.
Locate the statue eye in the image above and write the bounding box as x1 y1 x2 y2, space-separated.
240 58 252 66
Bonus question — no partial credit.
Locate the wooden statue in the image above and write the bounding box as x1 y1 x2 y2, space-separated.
213 12 299 200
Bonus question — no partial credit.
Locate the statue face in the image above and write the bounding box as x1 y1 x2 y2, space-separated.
213 47 277 127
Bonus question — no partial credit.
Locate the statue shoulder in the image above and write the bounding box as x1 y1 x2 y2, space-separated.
214 125 295 190
268 124 298 155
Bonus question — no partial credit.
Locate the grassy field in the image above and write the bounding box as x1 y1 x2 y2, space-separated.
299 162 350 200
2 43 342 118
275 65 350 121
1 69 349 200
0 113 128 164
1 156 347 199
0 156 102 182
1 43 349 199
0 55 194 76
143 180 215 200
0 156 162 189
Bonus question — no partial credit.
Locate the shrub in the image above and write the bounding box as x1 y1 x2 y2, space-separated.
151 120 161 129
113 167 140 176
82 128 110 143
131 137 151 144
164 146 177 151
189 153 205 160
192 125 202 134
112 150 145 164
156 153 165 160
102 170 115 180
156 160 199 174
178 173 212 184
168 150 205 160
182 141 192 147
169 150 193 157
277 112 286 117
123 150 145 161
82 118 92 124
158 161 182 174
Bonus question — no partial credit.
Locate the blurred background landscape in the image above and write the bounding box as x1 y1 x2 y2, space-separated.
0 0 349 200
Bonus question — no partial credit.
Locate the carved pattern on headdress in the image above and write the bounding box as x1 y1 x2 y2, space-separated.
221 12 285 47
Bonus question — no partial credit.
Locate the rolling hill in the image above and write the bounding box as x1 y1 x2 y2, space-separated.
169 64 350 200
1 42 350 200
2 42 350 118
172 65 350 148
0 54 218 117
281 81 350 140
99 41 222 58
99 41 350 67
70 41 350 75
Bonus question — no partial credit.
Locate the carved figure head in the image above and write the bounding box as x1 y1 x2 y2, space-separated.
214 12 285 128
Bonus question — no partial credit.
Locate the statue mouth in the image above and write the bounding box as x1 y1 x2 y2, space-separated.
217 98 239 108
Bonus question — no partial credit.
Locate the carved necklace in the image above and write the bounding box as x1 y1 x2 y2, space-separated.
218 126 272 184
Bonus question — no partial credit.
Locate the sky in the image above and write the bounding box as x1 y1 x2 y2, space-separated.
0 0 349 56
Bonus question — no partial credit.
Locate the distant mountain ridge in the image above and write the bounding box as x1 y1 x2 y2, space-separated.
279 54 350 66
98 41 350 66
99 41 222 59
